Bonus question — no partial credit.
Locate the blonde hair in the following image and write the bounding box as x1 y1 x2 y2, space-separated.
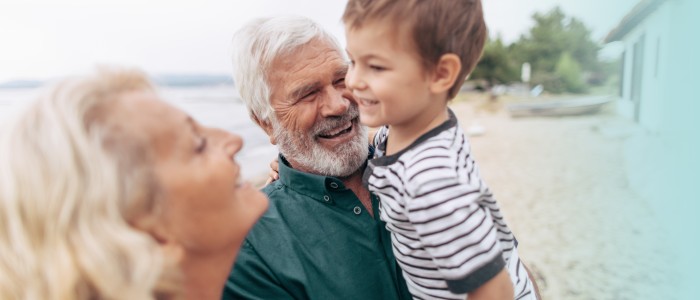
0 68 178 300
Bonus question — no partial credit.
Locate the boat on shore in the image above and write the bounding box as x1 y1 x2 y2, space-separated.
507 95 613 117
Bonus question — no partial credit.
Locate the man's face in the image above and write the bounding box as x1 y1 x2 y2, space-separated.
265 38 368 177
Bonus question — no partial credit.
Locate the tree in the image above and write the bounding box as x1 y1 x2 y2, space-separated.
555 52 587 93
509 7 603 93
470 37 520 86
470 6 607 94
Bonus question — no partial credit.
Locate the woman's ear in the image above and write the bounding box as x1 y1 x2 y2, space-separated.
252 114 277 145
132 214 169 244
429 54 462 95
134 215 185 264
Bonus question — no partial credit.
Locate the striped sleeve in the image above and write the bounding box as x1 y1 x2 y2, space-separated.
372 126 389 148
403 149 505 294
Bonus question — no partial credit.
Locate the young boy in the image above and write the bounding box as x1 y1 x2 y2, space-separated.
343 1 537 299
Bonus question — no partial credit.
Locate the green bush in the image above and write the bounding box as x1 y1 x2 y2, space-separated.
555 52 588 93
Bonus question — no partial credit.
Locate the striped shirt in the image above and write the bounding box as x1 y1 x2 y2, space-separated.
363 110 536 300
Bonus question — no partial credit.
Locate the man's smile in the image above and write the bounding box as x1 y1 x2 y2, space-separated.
317 117 357 141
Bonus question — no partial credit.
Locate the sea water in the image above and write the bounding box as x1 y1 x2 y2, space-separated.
0 85 277 179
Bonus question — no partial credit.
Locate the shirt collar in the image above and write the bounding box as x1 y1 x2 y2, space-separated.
276 146 374 206
372 108 457 166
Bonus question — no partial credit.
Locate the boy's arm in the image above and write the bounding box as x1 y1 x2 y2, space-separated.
466 268 513 300
403 153 506 295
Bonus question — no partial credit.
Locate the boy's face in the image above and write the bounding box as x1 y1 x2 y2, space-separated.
345 21 439 128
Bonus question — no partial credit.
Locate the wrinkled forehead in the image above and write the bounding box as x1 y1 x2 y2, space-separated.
267 39 348 100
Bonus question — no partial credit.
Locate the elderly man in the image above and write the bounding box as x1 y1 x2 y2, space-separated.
222 16 411 299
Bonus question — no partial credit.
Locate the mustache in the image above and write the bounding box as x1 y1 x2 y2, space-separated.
311 102 359 136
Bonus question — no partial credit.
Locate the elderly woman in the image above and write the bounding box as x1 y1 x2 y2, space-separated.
0 68 269 300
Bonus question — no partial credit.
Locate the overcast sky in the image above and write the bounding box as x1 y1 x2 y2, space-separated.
0 0 638 82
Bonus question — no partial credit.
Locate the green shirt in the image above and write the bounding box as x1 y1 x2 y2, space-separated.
223 154 411 300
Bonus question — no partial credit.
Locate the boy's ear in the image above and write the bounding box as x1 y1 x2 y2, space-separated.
252 114 278 145
429 54 462 95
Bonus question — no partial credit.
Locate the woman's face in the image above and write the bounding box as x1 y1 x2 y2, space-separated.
115 91 268 257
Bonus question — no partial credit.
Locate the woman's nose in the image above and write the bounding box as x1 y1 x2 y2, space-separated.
219 130 243 158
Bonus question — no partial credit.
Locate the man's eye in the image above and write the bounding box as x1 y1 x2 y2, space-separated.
334 78 345 86
300 90 318 101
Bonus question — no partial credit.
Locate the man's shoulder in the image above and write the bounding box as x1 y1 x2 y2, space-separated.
246 181 308 246
260 179 301 204
261 179 285 195
250 181 289 226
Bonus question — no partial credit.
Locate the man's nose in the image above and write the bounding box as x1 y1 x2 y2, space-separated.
320 87 350 117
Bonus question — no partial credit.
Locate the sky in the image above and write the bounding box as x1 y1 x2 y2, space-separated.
0 0 639 83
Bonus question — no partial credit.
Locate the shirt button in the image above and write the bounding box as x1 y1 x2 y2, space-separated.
330 182 339 189
323 195 331 202
353 206 362 215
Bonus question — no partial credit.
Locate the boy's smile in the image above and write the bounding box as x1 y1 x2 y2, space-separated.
355 96 379 107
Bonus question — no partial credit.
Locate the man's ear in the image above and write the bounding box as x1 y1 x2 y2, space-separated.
252 114 277 145
429 53 462 95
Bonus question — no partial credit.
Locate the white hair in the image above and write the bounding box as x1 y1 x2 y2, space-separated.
230 15 344 123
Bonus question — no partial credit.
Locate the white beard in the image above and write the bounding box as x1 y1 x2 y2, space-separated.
272 105 368 177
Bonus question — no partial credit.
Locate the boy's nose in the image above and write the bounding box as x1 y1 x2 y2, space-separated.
345 65 366 91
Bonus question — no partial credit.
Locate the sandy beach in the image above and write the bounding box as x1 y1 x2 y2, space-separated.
247 93 678 299
450 94 675 299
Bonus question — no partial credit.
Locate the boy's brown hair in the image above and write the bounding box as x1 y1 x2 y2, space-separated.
343 0 487 99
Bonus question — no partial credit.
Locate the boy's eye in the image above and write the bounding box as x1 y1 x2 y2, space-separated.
369 65 385 71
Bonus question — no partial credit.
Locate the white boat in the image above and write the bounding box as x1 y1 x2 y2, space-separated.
507 95 613 117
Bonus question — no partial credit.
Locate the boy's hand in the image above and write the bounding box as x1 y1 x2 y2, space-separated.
467 268 513 300
263 157 280 186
